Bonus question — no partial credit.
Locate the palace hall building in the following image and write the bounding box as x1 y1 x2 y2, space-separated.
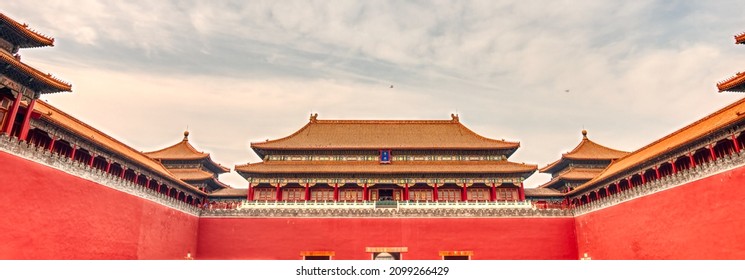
235 114 536 204
1 13 745 260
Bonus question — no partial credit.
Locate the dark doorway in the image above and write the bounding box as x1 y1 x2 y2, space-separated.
379 189 393 201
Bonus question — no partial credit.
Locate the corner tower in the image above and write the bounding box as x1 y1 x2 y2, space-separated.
716 31 745 92
0 13 71 140
145 131 231 193
538 130 629 193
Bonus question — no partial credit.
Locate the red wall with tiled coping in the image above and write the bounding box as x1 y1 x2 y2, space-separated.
4 149 745 260
0 152 199 259
575 165 745 259
196 217 578 260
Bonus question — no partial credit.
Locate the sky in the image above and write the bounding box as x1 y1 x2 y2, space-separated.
5 1 745 188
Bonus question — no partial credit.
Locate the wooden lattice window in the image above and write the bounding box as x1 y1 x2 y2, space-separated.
409 189 433 201
496 188 517 201
255 188 276 200
340 189 363 201
311 189 334 201
283 188 304 201
438 189 461 201
467 188 489 201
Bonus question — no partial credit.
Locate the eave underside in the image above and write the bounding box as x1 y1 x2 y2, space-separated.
0 52 71 93
236 160 536 178
0 14 55 48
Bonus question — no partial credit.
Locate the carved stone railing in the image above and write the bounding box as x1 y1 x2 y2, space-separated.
233 200 534 210
203 199 569 217
399 200 533 209
238 200 375 210
0 134 201 216
573 151 745 216
201 206 571 218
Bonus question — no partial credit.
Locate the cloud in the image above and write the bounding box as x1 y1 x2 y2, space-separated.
5 1 745 188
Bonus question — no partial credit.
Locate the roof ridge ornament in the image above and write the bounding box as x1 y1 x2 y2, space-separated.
183 130 190 141
582 129 588 139
451 113 459 123
310 113 318 123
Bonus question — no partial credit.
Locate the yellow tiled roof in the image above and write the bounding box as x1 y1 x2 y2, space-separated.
34 101 205 195
717 72 745 92
537 168 603 189
0 51 71 93
0 13 55 47
573 97 745 194
209 188 247 197
524 187 563 197
251 116 519 152
144 131 229 173
540 130 628 173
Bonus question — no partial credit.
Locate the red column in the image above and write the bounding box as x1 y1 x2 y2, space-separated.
105 161 111 173
2 93 22 135
157 184 162 194
462 183 468 201
363 183 368 201
18 98 37 141
333 183 339 201
689 152 696 168
404 183 409 201
733 134 741 153
48 137 56 152
709 144 716 160
120 167 126 179
490 183 496 202
641 172 646 184
433 183 439 201
671 160 677 174
519 183 526 201
247 183 254 201
89 154 95 167
70 145 77 160
655 166 660 179
304 183 310 201
276 183 282 201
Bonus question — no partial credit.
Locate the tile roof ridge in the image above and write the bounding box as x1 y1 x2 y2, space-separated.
735 31 745 44
717 72 745 92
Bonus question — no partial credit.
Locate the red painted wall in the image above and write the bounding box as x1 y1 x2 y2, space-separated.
197 217 578 260
0 152 199 260
575 166 745 259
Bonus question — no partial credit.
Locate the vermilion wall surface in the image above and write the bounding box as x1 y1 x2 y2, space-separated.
12 148 745 260
0 152 199 260
197 217 578 260
575 166 745 259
